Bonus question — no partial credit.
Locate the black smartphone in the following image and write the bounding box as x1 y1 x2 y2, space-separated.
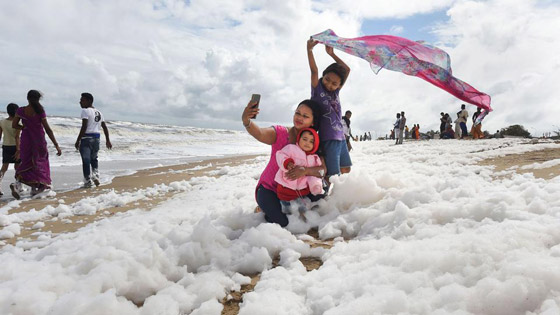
250 94 260 119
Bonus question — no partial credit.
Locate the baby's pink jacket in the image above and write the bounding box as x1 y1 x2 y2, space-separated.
275 144 323 195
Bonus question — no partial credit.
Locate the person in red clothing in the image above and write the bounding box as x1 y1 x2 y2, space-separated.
275 128 323 219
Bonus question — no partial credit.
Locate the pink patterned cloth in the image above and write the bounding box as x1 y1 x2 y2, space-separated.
311 29 492 116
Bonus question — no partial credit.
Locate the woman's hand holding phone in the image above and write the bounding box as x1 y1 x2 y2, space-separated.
250 94 260 119
242 94 261 127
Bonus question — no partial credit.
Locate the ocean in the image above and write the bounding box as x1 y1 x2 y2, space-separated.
0 114 268 197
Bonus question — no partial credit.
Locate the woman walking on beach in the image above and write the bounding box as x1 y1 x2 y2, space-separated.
10 90 62 199
242 98 325 227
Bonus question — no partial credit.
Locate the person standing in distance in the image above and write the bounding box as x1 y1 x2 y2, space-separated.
398 111 406 144
458 104 469 139
393 113 401 145
75 93 112 188
342 110 354 151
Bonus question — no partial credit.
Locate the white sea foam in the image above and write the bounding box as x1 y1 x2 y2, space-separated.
1 127 560 314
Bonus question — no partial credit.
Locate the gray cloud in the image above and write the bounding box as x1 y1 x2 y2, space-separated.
0 0 558 137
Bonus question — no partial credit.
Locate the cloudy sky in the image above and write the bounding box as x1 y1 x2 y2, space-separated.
1 0 559 137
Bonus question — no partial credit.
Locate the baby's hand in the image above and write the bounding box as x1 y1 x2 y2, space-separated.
286 162 295 170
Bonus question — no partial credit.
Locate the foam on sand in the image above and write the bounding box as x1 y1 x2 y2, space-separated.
1 138 560 314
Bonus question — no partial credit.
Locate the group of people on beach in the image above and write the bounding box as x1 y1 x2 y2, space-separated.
440 104 484 139
0 90 112 200
241 39 352 226
390 103 486 142
391 112 421 143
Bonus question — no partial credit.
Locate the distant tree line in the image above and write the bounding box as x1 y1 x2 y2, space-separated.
500 125 531 138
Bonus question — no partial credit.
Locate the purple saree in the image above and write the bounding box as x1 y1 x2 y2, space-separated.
15 107 52 188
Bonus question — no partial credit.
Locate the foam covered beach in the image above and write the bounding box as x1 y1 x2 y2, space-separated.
1 127 559 314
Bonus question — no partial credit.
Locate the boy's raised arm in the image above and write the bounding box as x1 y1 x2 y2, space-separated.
307 39 319 88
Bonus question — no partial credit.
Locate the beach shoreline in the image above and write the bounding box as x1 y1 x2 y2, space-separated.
2 154 263 247
2 139 560 314
4 142 559 248
1 153 261 201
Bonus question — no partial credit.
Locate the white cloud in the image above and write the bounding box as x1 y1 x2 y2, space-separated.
389 25 405 35
0 0 558 135
314 0 455 19
344 0 560 136
428 0 560 135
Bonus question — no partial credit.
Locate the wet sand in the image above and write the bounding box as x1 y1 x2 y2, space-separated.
5 144 560 248
3 154 261 247
478 146 560 179
4 146 559 314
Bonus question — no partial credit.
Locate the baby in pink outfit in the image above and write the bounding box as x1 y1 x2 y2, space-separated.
275 128 323 218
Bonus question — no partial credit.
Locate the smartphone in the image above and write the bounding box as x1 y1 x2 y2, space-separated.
250 94 260 119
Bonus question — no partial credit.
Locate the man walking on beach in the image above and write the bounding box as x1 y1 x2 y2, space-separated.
458 104 469 139
342 110 354 151
75 93 112 188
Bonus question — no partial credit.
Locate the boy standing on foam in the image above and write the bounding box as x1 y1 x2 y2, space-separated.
307 38 351 186
75 93 112 188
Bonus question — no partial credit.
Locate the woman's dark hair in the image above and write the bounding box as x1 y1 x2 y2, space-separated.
297 99 322 132
27 90 45 114
7 103 19 117
322 63 348 86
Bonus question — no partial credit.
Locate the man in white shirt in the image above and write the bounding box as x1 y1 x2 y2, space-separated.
342 110 354 151
457 104 469 139
75 93 112 187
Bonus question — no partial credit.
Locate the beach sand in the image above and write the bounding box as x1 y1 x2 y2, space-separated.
3 144 560 314
6 144 560 248
4 154 261 247
478 144 560 179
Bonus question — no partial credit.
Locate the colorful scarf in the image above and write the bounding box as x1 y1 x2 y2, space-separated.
311 29 492 118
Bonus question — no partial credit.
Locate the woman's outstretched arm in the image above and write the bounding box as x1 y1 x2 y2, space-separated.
241 99 276 145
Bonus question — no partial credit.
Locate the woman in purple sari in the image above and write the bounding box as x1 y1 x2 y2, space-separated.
10 90 62 199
